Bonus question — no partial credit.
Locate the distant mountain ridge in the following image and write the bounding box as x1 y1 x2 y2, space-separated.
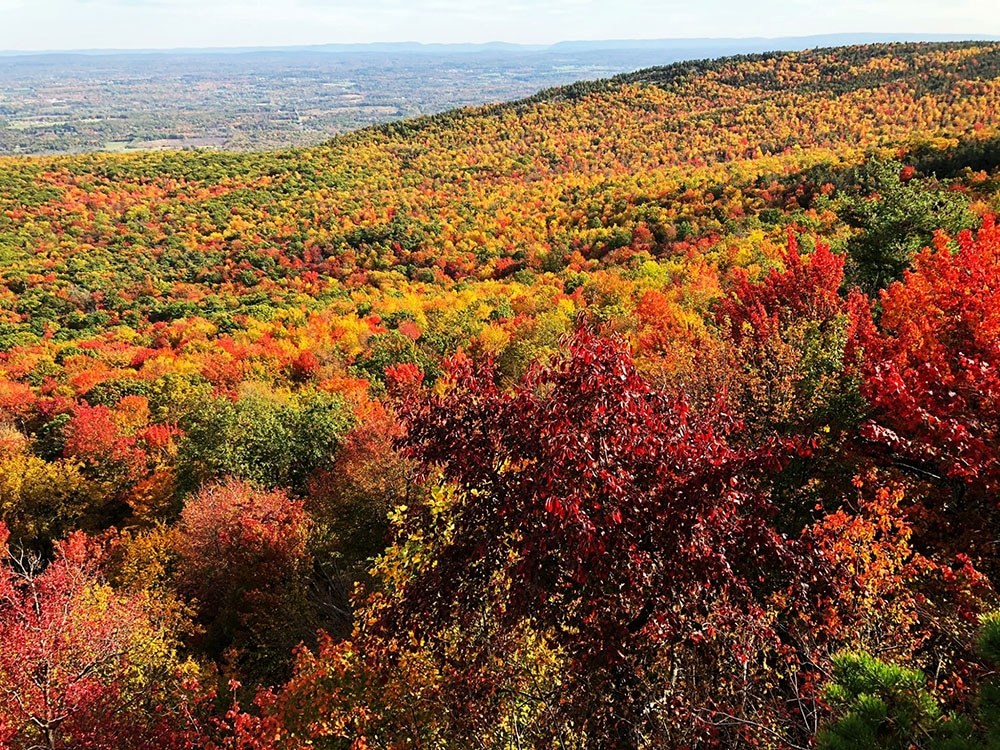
1 33 998 58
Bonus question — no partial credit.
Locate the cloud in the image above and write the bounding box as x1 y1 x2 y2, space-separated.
1 0 998 51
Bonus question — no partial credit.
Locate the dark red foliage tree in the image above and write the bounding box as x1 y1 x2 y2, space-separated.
390 327 796 743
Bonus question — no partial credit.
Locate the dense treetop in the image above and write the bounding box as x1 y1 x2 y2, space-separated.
2 43 999 341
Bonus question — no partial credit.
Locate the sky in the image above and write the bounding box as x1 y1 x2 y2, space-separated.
0 0 998 51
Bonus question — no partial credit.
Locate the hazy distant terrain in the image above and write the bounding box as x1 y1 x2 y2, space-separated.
0 33 994 155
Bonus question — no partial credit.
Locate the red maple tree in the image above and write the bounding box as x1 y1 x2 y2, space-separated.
852 216 1000 497
0 524 177 749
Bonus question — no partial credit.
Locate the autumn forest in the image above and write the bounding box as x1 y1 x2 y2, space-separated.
3 41 1000 748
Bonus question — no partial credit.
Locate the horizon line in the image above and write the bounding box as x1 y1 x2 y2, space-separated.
2 32 998 57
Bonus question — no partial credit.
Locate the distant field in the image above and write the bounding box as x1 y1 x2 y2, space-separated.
0 48 682 155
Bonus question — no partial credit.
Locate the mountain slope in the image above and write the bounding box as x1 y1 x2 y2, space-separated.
1 42 999 342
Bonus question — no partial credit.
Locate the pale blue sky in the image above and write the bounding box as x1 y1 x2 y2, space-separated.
0 0 997 51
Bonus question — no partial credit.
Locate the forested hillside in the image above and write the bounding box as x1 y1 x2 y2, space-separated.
2 42 1000 748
